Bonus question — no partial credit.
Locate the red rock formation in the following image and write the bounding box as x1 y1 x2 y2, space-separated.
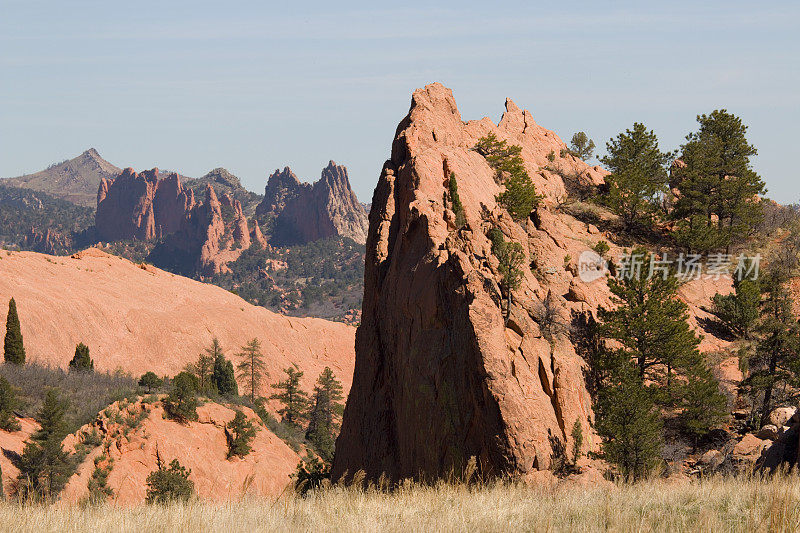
220 193 251 249
333 83 612 483
250 221 268 249
95 168 194 242
255 162 368 245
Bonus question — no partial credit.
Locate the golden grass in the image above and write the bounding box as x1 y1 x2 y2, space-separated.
4 475 800 532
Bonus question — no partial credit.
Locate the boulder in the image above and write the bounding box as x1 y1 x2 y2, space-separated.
768 406 798 428
698 449 725 469
757 424 780 440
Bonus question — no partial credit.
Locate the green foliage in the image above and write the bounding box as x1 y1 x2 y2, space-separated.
488 229 525 314
237 338 267 403
225 410 257 458
448 172 467 228
163 372 198 423
474 133 540 221
593 240 610 257
145 456 194 504
305 367 344 464
712 276 760 339
676 350 729 442
85 456 114 505
671 110 766 252
294 454 330 496
598 248 726 441
740 268 800 426
4 297 25 365
68 343 94 372
138 371 163 393
0 376 20 431
570 420 583 467
566 131 596 160
14 389 75 501
212 348 238 397
270 365 311 427
185 341 216 394
593 352 663 482
600 123 673 232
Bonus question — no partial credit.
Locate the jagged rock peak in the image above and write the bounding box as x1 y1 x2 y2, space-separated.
333 82 608 484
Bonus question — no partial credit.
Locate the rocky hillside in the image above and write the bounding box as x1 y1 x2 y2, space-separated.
3 149 121 207
0 248 354 397
255 162 368 245
333 83 736 483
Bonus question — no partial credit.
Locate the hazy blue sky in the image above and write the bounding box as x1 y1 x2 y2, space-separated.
2 1 798 202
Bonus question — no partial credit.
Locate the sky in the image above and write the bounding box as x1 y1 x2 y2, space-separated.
1 1 798 202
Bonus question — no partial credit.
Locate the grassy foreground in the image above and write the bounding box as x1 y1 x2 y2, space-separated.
3 476 800 532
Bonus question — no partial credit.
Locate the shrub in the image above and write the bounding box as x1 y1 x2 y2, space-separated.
474 134 540 221
448 172 467 228
593 240 610 257
145 456 194 504
138 371 163 393
225 410 257 458
162 372 198 423
294 455 330 496
0 376 21 431
68 343 94 372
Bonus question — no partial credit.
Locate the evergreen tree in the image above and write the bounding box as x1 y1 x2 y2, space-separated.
138 371 163 393
671 110 766 252
4 298 25 365
0 376 20 432
474 134 540 220
186 339 219 393
15 389 74 500
676 349 729 443
567 131 595 160
237 338 267 403
488 228 525 318
593 351 663 482
305 367 344 463
162 372 198 423
145 454 194 504
225 410 257 458
448 172 467 228
600 123 674 231
68 343 94 372
741 268 800 426
212 352 238 397
270 365 310 427
712 275 761 339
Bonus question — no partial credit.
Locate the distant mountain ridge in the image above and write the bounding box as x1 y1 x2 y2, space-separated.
3 149 121 207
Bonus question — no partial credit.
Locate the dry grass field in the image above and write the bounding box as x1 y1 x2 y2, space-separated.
2 475 800 532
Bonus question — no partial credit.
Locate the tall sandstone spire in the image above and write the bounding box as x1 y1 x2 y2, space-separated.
333 83 612 483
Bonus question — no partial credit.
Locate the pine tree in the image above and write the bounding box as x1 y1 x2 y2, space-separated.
162 372 198 423
145 453 194 504
191 339 220 393
600 123 674 232
138 371 163 393
68 343 94 372
15 389 74 500
474 133 540 220
488 228 525 318
447 172 467 228
676 349 729 443
270 365 310 427
593 352 663 482
671 110 766 252
567 131 595 160
600 248 702 388
305 367 344 463
712 275 761 339
212 352 238 397
0 376 20 432
740 268 800 426
4 298 25 365
237 338 267 403
225 410 257 458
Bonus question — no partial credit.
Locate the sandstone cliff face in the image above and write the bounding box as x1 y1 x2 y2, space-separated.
255 162 368 245
333 83 619 482
95 168 194 242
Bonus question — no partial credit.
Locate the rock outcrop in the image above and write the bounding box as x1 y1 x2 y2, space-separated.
255 162 368 245
333 83 610 483
95 168 195 242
